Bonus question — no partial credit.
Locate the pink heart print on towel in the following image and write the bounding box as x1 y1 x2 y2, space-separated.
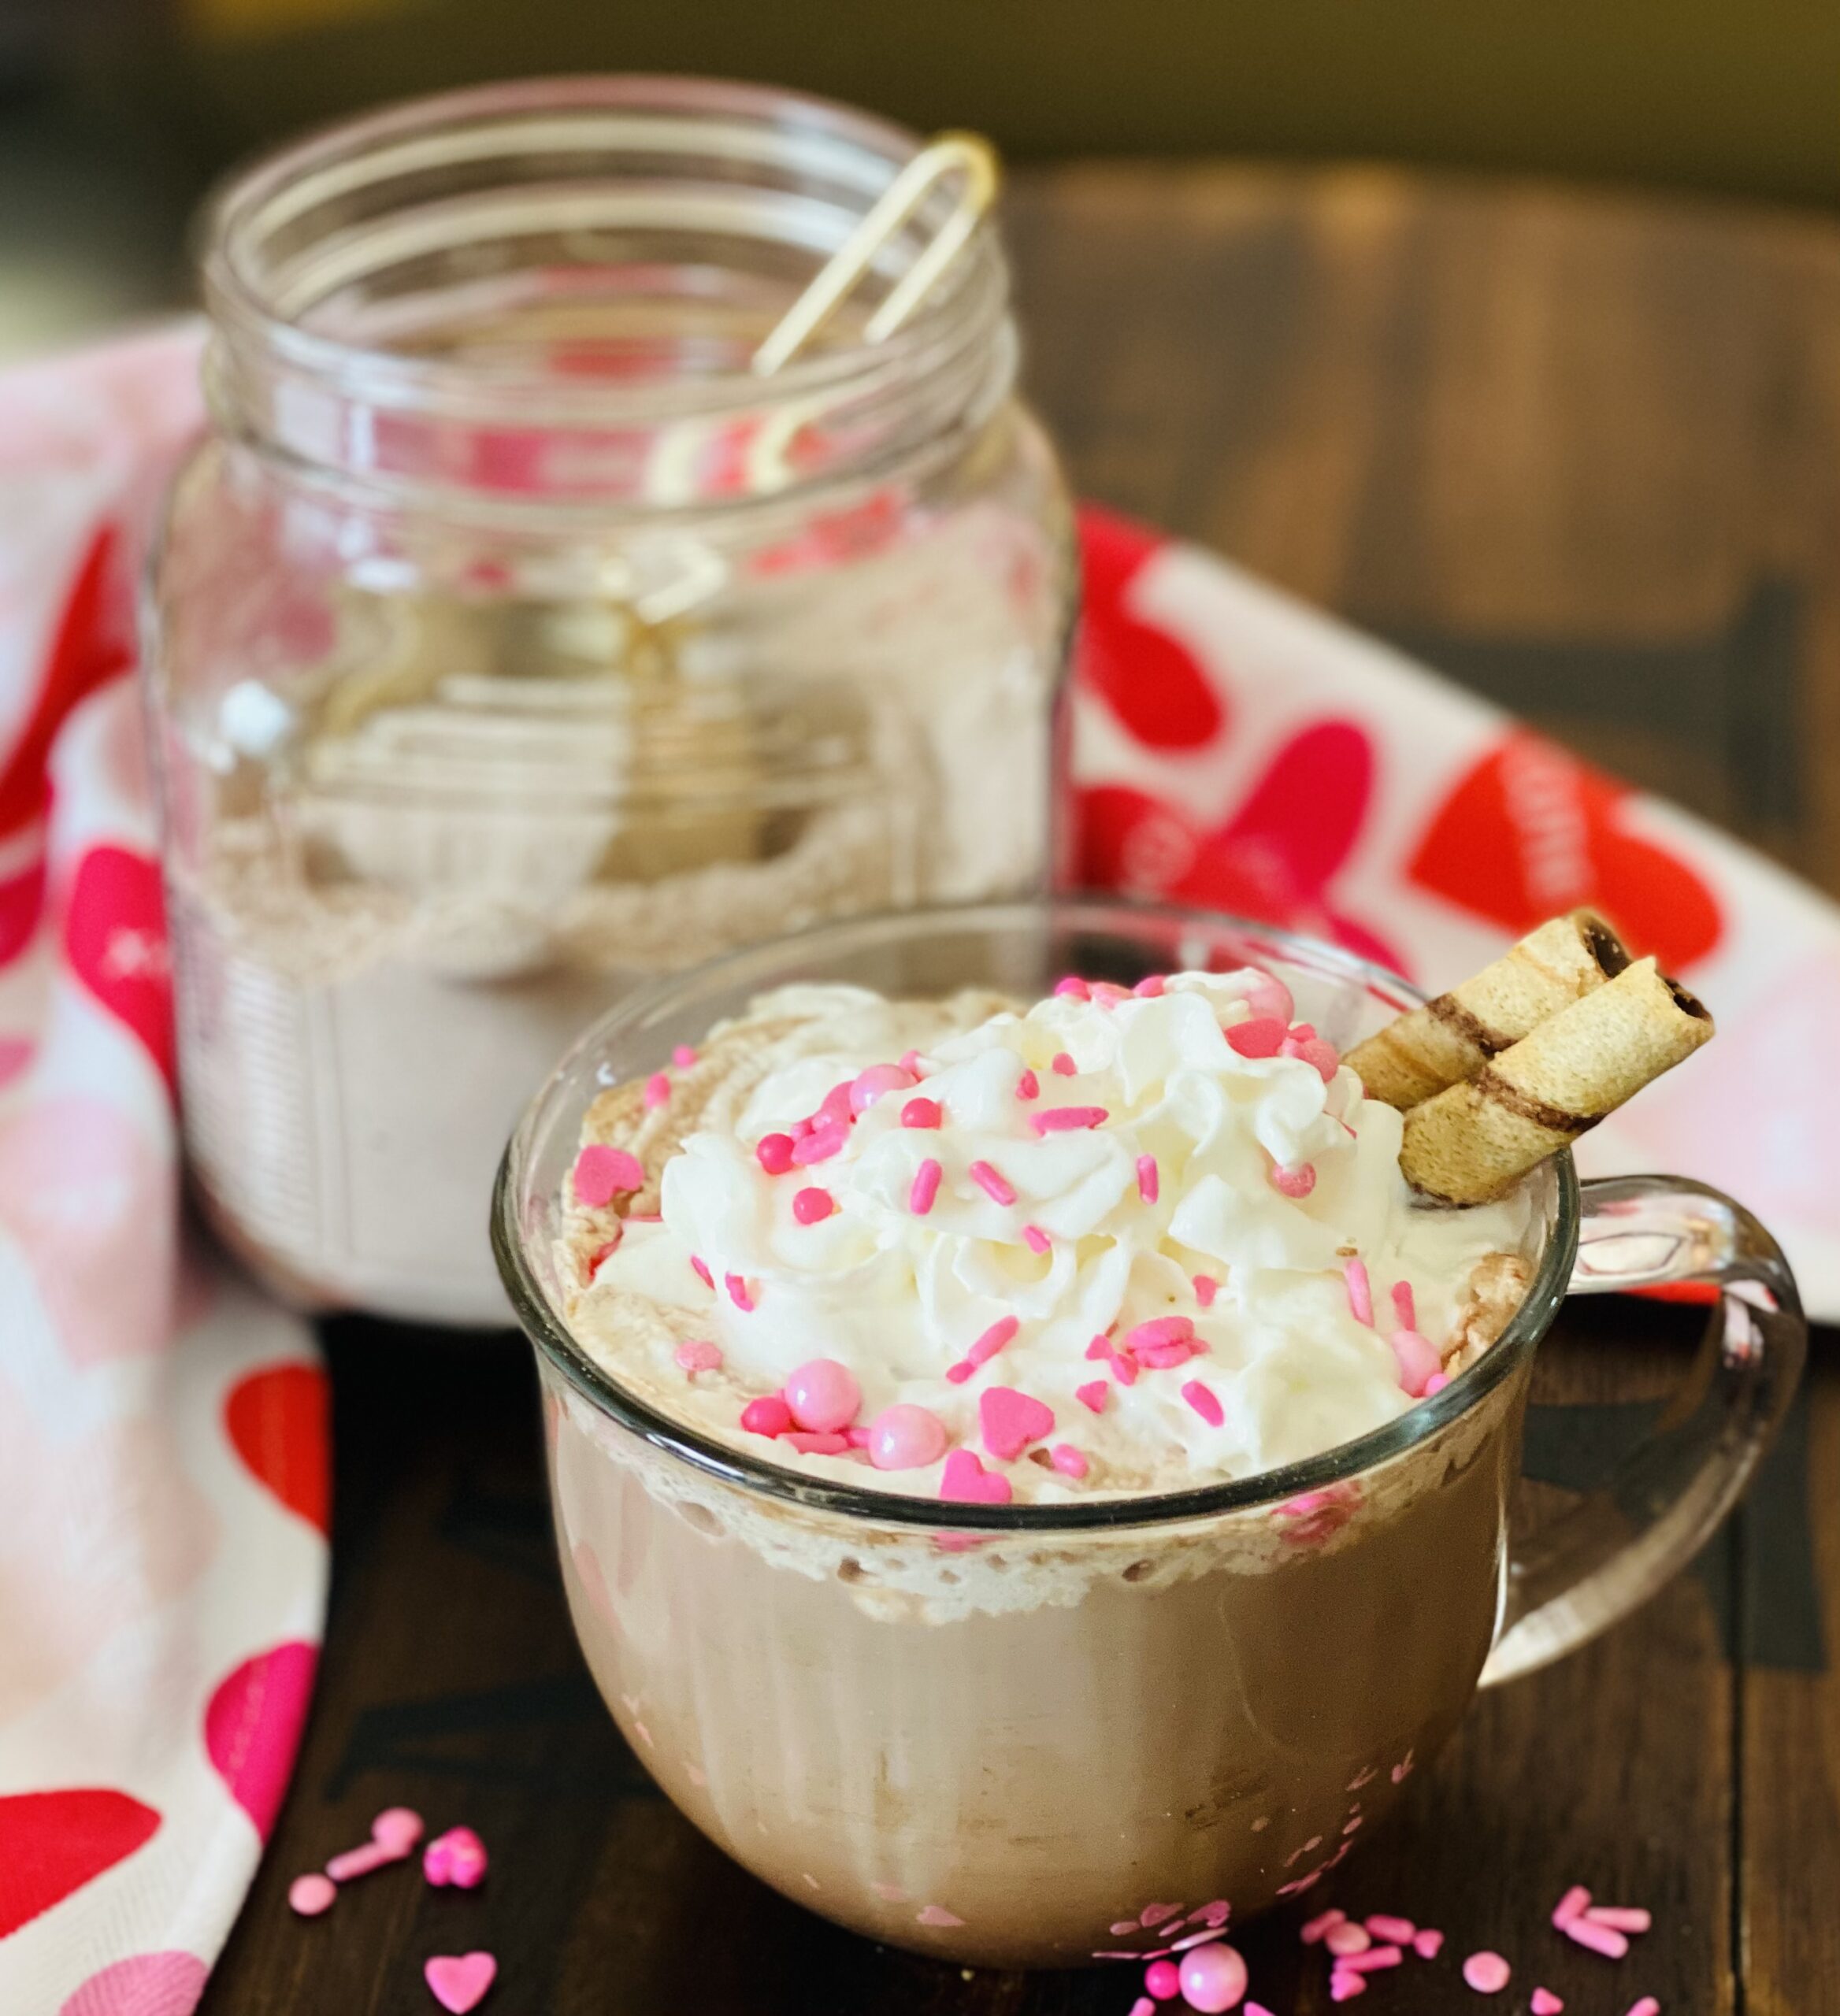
0 1788 161 1940
203 1642 318 1842
59 1951 207 2016
64 844 176 1092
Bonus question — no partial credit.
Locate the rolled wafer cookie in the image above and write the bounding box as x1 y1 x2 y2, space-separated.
1348 909 1630 1110
1400 957 1713 1204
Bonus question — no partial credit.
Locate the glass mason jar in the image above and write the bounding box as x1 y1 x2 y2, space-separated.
495 900 1805 1969
147 78 1074 1325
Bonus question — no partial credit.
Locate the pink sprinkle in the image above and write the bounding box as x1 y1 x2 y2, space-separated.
1130 2003 1157 2016
944 1361 975 1385
969 1159 1018 1205
673 1340 722 1373
1177 1942 1248 2011
288 1872 336 1916
1054 976 1091 999
672 1043 698 1067
1424 1371 1452 1395
1144 1959 1182 1999
1337 1945 1404 1974
1413 1929 1445 1959
1031 1105 1110 1134
1092 980 1131 1006
1133 974 1167 997
1389 1328 1443 1398
1051 1051 1078 1075
845 1426 871 1448
1301 1909 1347 1945
1137 1340 1200 1368
1284 1032 1341 1081
1366 1914 1415 1944
818 1081 857 1129
1270 1162 1316 1199
1586 1907 1652 1934
1022 1224 1052 1254
968 1314 1021 1367
1325 1922 1371 1957
1016 1068 1040 1100
867 1403 948 1471
1182 1380 1223 1427
1245 2007 1278 2016
792 1186 835 1225
910 1158 943 1214
784 1358 861 1433
979 1385 1055 1461
1111 1922 1141 1938
1329 1973 1367 2002
1111 1349 1140 1386
783 1430 849 1455
851 1063 915 1114
1530 1992 1565 2016
1625 2001 1661 2016
1137 1154 1159 1203
1391 1280 1417 1330
1141 1904 1184 1929
644 1071 670 1110
792 1121 848 1166
1552 1886 1592 1927
740 1395 792 1437
1050 1443 1089 1479
725 1272 756 1312
1462 1950 1512 1993
423 1826 488 1888
1193 1273 1219 1306
1563 1918 1630 1959
1126 1315 1195 1353
938 1447 1012 1504
1076 1380 1110 1414
585 1236 621 1279
573 1143 644 1207
1344 1257 1374 1325
1225 1016 1287 1058
901 1096 943 1129
756 1132 796 1175
689 1254 713 1288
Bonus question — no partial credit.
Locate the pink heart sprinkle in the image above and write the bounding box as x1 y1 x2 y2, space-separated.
1412 1928 1445 1959
939 1449 1012 1505
425 1951 497 2013
979 1386 1055 1462
1531 1992 1564 2015
573 1144 644 1207
1225 1017 1286 1058
1051 1052 1078 1075
1076 1380 1109 1414
1050 1443 1088 1479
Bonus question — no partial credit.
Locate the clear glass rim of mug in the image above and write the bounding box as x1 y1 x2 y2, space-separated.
493 898 1580 1532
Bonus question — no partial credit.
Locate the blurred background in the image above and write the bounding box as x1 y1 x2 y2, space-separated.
2 0 1838 363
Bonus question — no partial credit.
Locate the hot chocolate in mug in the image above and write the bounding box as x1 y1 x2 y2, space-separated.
494 901 1804 1969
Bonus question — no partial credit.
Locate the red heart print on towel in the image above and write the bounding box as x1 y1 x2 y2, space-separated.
203 1642 317 1841
0 1788 161 1940
224 1364 331 1536
1411 729 1722 971
1076 508 1226 750
59 1951 207 2016
64 844 175 1093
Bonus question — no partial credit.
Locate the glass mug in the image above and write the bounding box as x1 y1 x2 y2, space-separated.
494 900 1804 1969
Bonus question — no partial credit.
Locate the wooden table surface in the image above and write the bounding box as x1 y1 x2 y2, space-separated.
202 165 1840 2014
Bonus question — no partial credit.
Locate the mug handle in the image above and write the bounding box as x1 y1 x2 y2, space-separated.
1479 1173 1806 1687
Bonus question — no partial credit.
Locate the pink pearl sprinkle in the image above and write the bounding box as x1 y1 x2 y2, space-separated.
792 1187 835 1225
672 1044 698 1067
792 1121 848 1166
1050 1443 1089 1479
1133 974 1167 998
1344 1257 1374 1325
1182 1380 1223 1427
969 1159 1018 1205
288 1873 336 1916
968 1315 1021 1367
1462 1950 1512 1993
756 1132 796 1176
1022 1224 1052 1254
1051 1051 1078 1075
740 1395 792 1436
1391 1280 1417 1330
673 1340 722 1373
1225 1016 1287 1058
1563 1918 1629 1959
1144 1959 1182 1999
1586 1907 1652 1934
689 1254 713 1288
868 1403 948 1471
851 1063 915 1114
898 1048 925 1076
910 1158 943 1214
1325 1922 1371 1957
1300 1909 1347 1945
1424 1370 1452 1395
1076 1380 1110 1414
725 1272 756 1312
1054 976 1091 1000
1269 1162 1316 1199
1625 2001 1661 2016
1032 1105 1109 1134
1366 1915 1415 1944
1016 1068 1040 1100
784 1358 861 1434
1137 1155 1159 1203
1552 1885 1592 1927
901 1096 943 1129
1389 1328 1442 1398
1412 1929 1445 1959
1530 1992 1565 2015
644 1071 670 1110
1176 1943 1247 2013
573 1144 644 1207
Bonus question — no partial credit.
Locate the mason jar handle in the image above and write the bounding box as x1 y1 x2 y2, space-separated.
1479 1173 1805 1686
